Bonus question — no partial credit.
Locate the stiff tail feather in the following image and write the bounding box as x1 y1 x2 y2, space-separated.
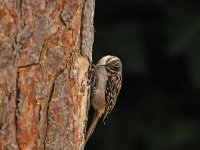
85 111 102 144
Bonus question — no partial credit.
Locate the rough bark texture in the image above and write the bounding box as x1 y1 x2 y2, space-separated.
0 0 94 149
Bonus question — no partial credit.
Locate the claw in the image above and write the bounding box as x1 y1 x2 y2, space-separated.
87 64 96 86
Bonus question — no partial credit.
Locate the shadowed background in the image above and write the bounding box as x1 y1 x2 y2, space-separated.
86 0 200 150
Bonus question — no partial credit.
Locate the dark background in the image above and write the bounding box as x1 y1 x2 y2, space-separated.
86 0 200 150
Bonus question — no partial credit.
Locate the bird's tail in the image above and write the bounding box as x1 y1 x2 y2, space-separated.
85 111 102 144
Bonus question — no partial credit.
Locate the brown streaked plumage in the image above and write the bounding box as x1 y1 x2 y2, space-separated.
85 55 122 144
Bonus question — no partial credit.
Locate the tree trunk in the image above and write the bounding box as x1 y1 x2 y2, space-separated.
0 0 94 149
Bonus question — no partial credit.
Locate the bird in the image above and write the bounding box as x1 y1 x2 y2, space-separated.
85 55 122 144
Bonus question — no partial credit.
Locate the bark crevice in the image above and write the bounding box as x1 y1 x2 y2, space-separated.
0 0 95 149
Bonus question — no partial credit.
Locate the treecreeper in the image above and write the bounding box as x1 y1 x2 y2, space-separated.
85 55 122 144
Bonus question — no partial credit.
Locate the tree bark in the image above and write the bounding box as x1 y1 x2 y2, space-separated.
0 0 94 149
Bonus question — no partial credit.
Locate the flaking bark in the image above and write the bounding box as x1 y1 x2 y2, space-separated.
0 0 95 149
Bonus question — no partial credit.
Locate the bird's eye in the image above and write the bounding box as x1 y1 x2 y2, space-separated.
106 56 115 63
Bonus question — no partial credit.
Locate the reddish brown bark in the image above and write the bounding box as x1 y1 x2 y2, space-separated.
0 0 94 149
